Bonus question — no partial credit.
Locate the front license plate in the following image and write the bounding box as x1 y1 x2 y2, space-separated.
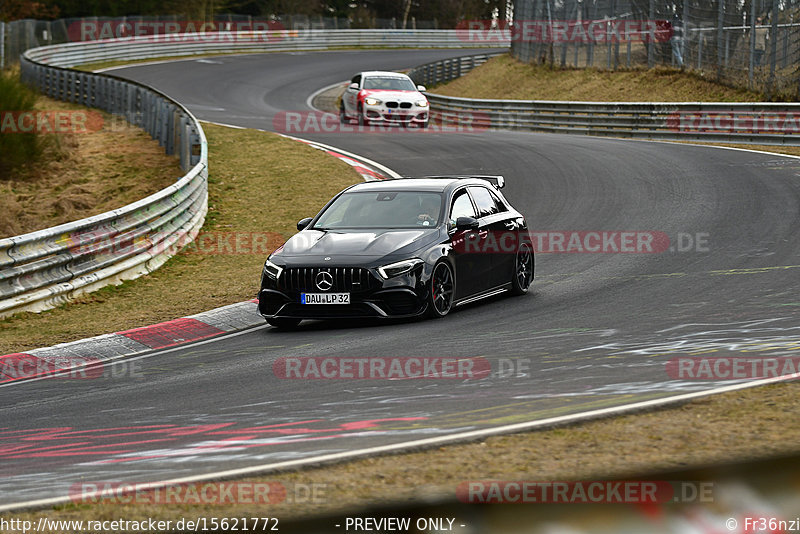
301 293 350 304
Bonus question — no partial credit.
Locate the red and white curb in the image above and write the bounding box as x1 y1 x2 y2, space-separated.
283 134 401 182
0 300 262 384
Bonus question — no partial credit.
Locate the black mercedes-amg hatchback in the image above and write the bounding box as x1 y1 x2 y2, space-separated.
258 176 533 328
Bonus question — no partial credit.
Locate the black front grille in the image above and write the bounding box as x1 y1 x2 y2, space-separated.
279 267 377 293
399 102 412 109
385 101 399 108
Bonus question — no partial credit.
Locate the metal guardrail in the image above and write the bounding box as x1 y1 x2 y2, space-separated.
1 32 507 318
407 52 503 86
24 29 509 69
410 54 800 146
0 49 209 318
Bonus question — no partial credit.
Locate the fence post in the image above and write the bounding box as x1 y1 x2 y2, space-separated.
587 0 597 67
682 0 689 70
749 0 756 89
648 0 655 68
716 0 724 80
0 22 5 70
767 0 779 99
697 31 703 70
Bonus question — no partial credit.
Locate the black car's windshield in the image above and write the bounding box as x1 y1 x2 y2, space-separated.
313 191 443 229
363 76 417 91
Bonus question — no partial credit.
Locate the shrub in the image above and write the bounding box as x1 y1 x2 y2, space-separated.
0 70 40 178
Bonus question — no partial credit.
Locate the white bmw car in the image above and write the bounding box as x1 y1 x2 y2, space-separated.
339 71 429 128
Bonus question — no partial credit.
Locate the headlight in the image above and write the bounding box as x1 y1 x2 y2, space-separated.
263 259 283 280
416 100 429 107
364 97 381 106
377 258 424 279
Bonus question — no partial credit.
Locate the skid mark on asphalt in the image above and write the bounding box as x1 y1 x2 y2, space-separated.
0 418 429 462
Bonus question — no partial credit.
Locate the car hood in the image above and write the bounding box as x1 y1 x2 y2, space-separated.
277 228 440 262
360 89 424 102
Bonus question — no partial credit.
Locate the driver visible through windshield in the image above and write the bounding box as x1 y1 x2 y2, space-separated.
313 191 443 229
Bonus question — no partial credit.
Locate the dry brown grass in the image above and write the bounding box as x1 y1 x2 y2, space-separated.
0 123 361 355
434 54 765 102
0 96 181 237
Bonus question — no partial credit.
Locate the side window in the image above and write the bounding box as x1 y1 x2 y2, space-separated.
350 74 361 87
449 189 476 226
469 186 500 218
489 190 509 212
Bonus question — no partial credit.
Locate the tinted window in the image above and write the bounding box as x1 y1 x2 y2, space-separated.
363 76 417 91
490 190 508 212
351 74 361 86
469 186 500 218
313 191 442 229
449 189 476 226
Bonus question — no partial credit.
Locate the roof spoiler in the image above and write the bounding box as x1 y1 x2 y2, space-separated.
417 175 506 189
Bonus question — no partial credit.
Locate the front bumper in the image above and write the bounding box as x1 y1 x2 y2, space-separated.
258 265 428 320
363 104 428 125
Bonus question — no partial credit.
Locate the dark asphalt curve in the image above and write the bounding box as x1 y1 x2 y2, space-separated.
2 50 800 506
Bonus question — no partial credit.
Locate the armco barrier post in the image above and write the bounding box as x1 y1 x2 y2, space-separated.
1 22 5 70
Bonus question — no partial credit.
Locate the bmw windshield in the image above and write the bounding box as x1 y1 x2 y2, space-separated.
363 77 418 91
312 191 443 229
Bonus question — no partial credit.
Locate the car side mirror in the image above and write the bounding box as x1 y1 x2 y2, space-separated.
417 85 427 92
297 217 313 231
455 216 479 231
349 82 359 90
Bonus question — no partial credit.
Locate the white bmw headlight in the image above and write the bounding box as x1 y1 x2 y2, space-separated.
364 97 381 106
416 100 429 107
377 258 424 279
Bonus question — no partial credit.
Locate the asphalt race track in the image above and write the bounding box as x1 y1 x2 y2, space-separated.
1 49 800 506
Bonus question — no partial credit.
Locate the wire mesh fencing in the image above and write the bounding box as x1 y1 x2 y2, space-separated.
509 0 800 100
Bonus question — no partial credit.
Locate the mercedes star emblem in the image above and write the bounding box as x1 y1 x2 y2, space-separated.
315 270 334 291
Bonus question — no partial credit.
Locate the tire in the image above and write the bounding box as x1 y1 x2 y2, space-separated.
510 242 534 295
426 261 455 318
419 120 428 129
266 317 301 329
358 105 369 127
339 102 348 124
